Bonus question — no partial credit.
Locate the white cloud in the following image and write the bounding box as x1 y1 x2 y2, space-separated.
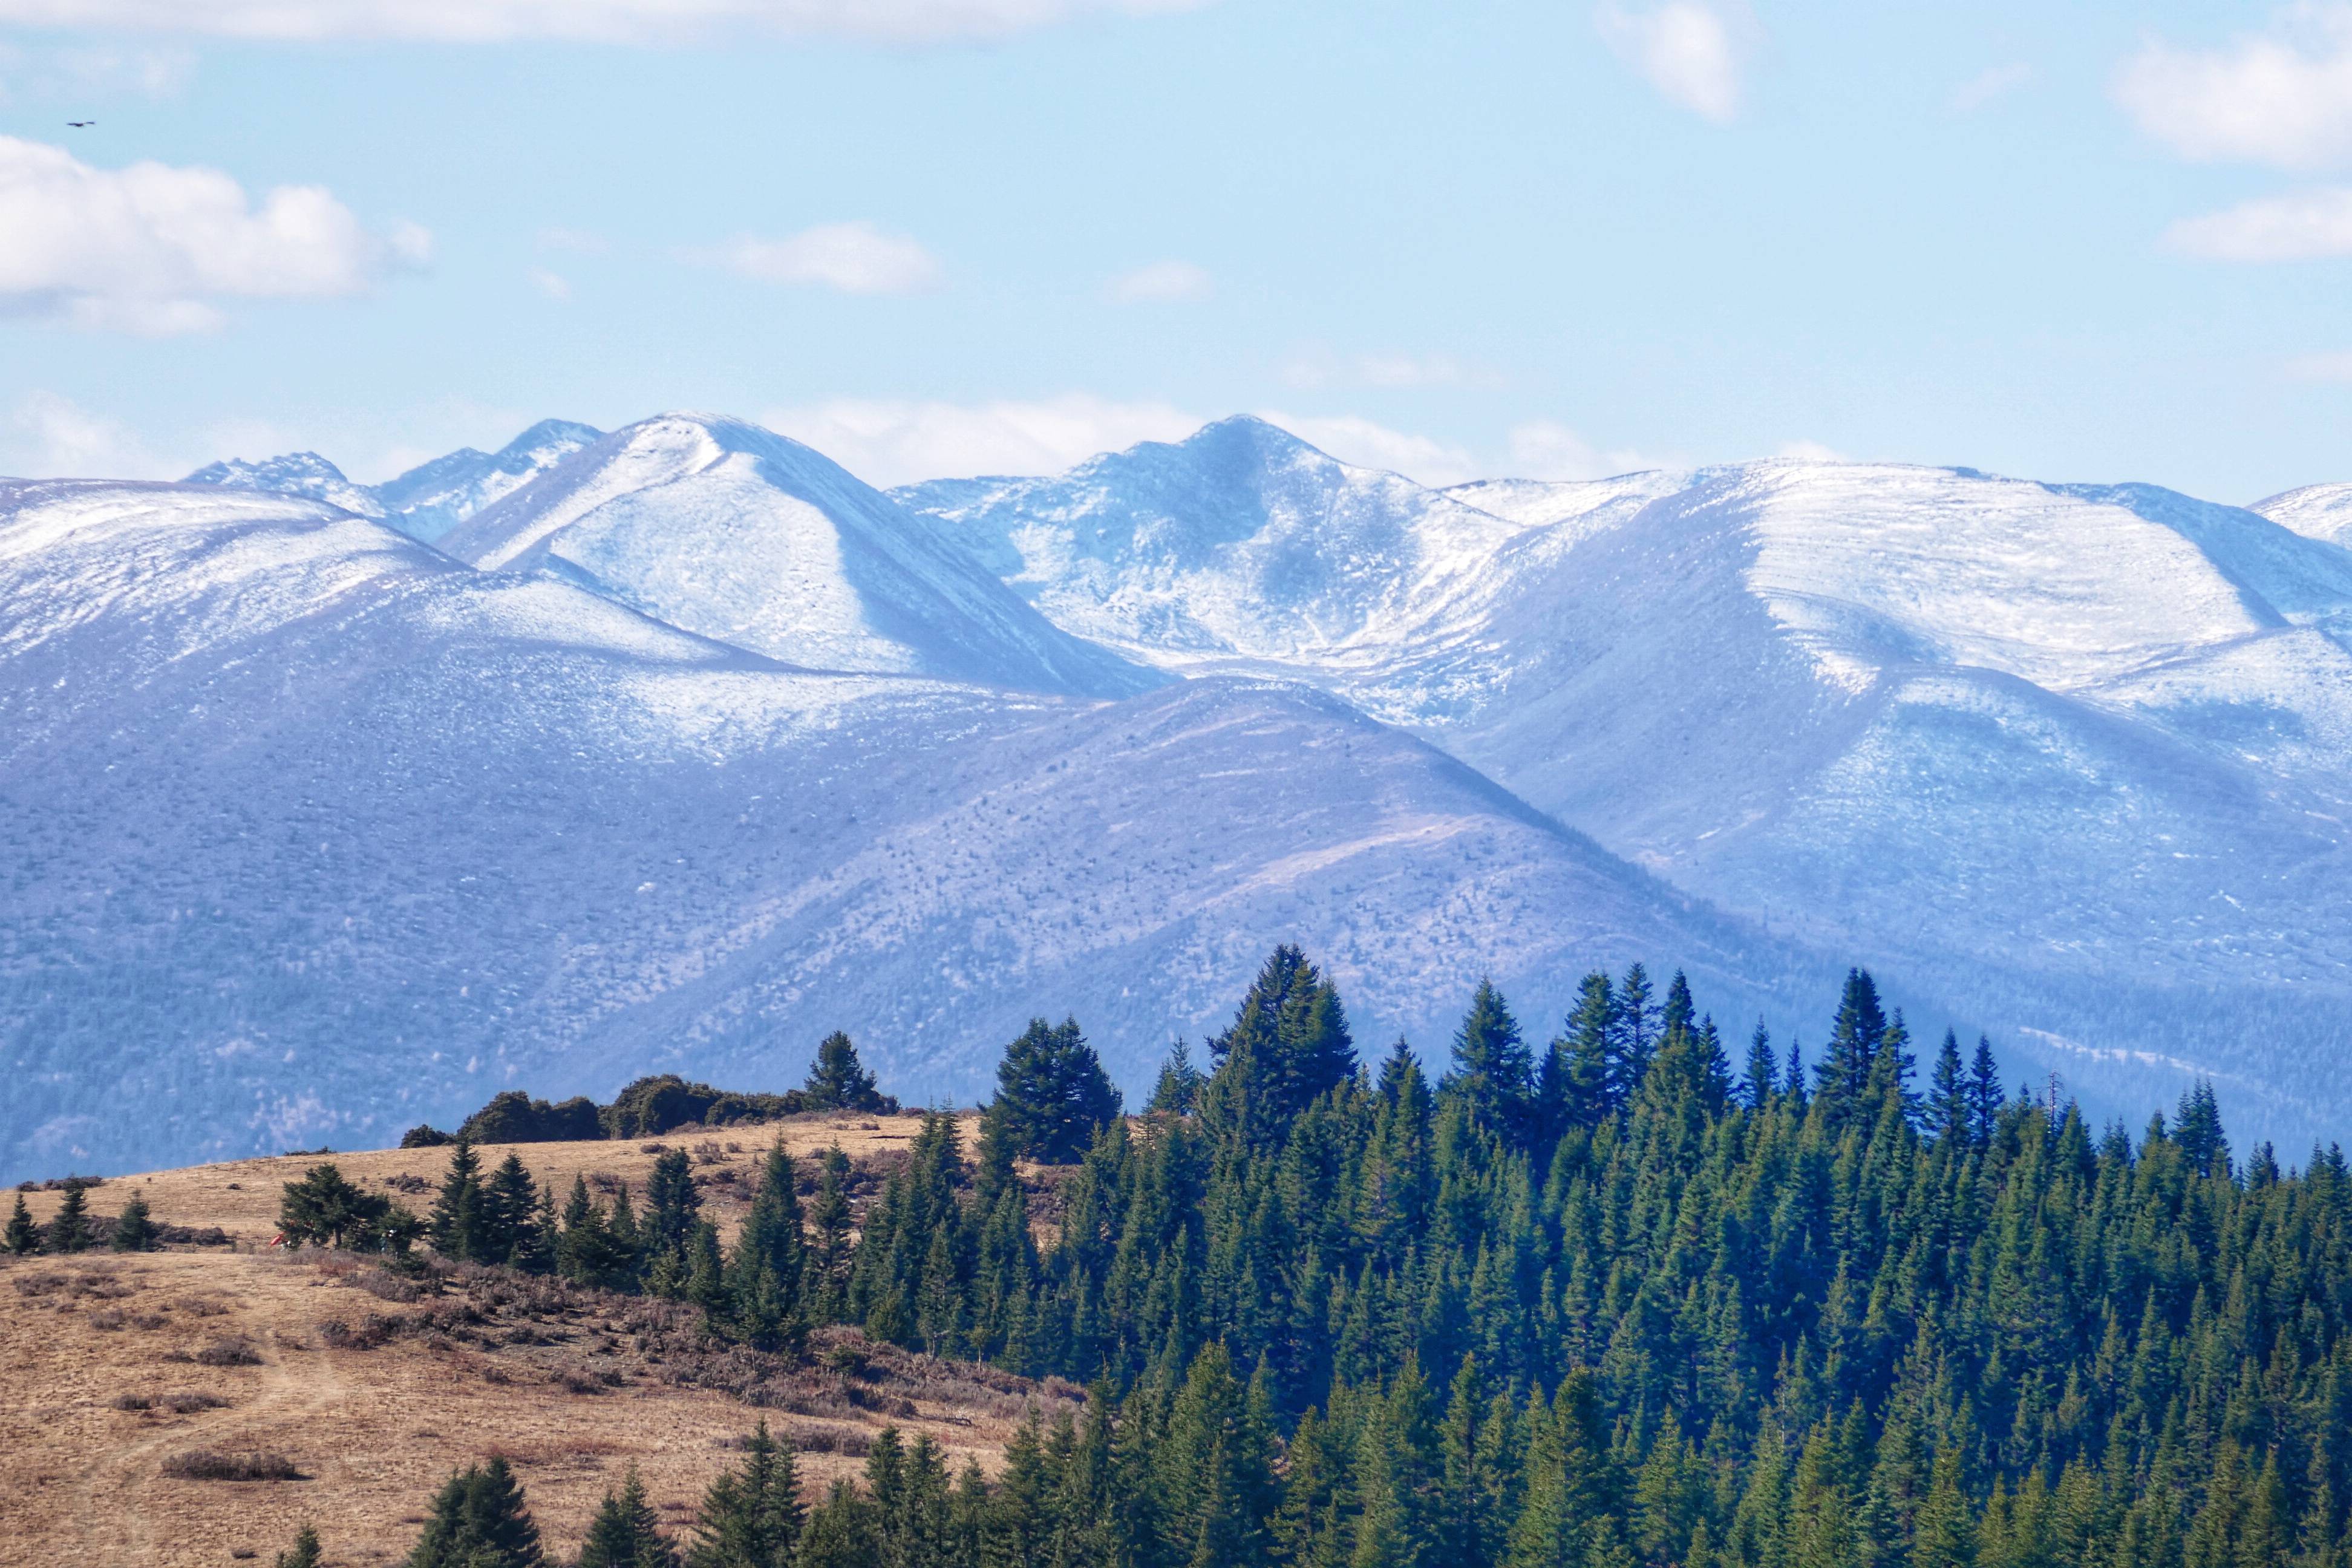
1595 1 1756 125
2116 7 2352 171
0 391 172 479
1258 411 1481 487
0 136 422 335
2163 186 2352 260
2286 348 2352 381
1774 439 1846 463
0 0 1212 44
527 266 572 301
1951 62 2033 113
684 223 944 295
1281 350 1498 390
0 40 194 103
1106 260 1210 302
760 394 1200 486
1505 419 1659 481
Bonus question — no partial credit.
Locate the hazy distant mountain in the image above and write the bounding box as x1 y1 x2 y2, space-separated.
0 477 1805 1179
185 418 601 543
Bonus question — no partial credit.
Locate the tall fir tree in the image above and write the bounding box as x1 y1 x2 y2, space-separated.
402 1459 543 1568
47 1180 90 1253
6 1191 40 1255
578 1468 679 1568
803 1032 884 1112
991 1016 1123 1163
687 1422 804 1568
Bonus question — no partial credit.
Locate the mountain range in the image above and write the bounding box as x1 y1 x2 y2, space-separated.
2 412 2347 1177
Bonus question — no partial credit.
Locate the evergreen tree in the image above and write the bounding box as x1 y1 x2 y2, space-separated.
1148 1039 1205 1116
803 1032 884 1113
47 1180 90 1253
1928 1028 1968 1145
727 1145 806 1350
1743 1019 1779 1110
1558 970 1621 1123
274 1524 323 1568
111 1190 158 1251
402 1459 543 1568
1968 1034 2002 1146
1446 980 1533 1138
578 1468 679 1568
1199 944 1356 1148
481 1152 540 1266
642 1148 702 1293
687 1420 809 1568
1815 968 1889 1125
992 1016 1123 1163
6 1192 40 1255
281 1162 409 1251
427 1139 487 1261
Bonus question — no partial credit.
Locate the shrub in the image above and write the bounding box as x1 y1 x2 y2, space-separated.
460 1090 603 1145
400 1125 455 1148
162 1450 305 1481
194 1334 264 1367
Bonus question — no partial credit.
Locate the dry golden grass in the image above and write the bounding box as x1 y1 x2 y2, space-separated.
11 1109 981 1247
0 1111 1073 1568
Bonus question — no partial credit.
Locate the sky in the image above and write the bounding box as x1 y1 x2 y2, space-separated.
0 0 2348 501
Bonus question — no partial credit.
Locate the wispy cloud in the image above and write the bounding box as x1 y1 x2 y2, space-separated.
527 267 572 301
1105 260 1210 302
1951 62 2032 113
1594 1 1758 125
0 390 172 478
762 394 1200 485
2286 348 2352 381
2163 186 2352 261
0 136 425 335
1281 350 1500 391
682 222 944 295
1506 419 1661 481
1260 411 1481 486
2115 7 2352 171
0 0 1217 45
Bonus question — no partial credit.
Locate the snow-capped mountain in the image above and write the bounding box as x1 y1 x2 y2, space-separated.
184 418 601 543
184 450 384 519
2253 483 2352 550
368 417 603 542
440 413 1156 698
901 439 2352 1135
0 477 1808 1179
895 417 1533 675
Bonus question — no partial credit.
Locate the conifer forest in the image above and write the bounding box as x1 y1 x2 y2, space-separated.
279 948 2352 1568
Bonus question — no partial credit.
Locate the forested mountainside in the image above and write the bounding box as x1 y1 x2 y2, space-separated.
186 949 2352 1568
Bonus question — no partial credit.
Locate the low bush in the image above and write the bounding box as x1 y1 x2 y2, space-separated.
161 1450 305 1481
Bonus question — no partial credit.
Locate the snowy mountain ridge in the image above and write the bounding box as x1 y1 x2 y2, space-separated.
0 477 1810 1178
184 418 601 544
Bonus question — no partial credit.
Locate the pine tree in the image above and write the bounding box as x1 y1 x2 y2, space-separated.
1148 1039 1204 1116
427 1139 486 1261
578 1468 679 1568
1446 979 1533 1138
1559 970 1621 1123
6 1192 40 1255
1968 1035 2002 1146
727 1144 806 1350
1744 1019 1779 1109
642 1148 702 1293
1815 969 1889 1126
992 1016 1123 1164
1928 1028 1968 1145
403 1459 543 1568
111 1190 158 1251
1199 944 1356 1149
803 1032 884 1113
274 1524 323 1568
481 1152 539 1266
47 1180 91 1253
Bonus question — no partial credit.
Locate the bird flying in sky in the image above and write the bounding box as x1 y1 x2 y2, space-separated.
66 121 94 128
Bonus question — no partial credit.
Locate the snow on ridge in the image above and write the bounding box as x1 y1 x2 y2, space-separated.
2252 482 2352 551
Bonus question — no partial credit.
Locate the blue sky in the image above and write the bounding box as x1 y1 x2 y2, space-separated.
1 0 2347 501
